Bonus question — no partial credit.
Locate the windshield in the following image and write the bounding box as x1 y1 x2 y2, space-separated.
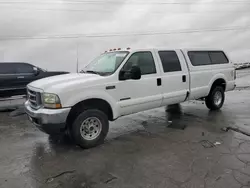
82 51 129 75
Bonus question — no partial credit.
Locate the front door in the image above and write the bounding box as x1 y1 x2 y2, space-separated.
116 51 163 116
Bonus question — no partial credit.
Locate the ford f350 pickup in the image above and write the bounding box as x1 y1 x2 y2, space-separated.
25 48 236 148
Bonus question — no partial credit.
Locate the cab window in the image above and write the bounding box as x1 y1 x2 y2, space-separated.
0 63 16 74
123 52 156 75
158 51 182 72
15 63 34 74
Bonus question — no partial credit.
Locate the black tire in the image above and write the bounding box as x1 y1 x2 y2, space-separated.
205 86 225 110
71 109 109 149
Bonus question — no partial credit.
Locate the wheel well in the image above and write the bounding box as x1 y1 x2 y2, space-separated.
66 98 113 127
210 79 226 92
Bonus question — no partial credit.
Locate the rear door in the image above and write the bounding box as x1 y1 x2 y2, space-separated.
156 50 189 105
0 63 17 91
15 63 36 89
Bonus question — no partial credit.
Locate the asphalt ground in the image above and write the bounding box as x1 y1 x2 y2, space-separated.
0 69 250 188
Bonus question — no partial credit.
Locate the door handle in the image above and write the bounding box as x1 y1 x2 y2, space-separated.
182 75 186 82
157 78 161 86
17 76 24 79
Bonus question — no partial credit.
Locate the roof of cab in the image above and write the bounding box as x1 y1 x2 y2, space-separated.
103 47 225 54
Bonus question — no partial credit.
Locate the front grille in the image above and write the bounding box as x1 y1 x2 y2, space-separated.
27 88 42 109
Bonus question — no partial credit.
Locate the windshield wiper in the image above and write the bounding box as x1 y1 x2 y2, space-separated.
81 70 111 76
85 70 100 75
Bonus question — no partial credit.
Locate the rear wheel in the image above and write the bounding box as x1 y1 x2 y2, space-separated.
205 86 225 110
70 109 109 149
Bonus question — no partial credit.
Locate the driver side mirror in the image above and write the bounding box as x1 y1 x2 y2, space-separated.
119 65 141 80
33 67 39 76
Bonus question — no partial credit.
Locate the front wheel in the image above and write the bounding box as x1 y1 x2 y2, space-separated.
71 109 109 149
205 86 225 110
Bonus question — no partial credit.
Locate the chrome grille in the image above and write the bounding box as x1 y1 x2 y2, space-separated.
27 89 42 109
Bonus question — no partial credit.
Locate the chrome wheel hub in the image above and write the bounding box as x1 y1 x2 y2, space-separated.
80 117 102 140
214 91 222 106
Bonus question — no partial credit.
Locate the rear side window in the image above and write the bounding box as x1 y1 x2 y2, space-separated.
15 63 34 74
188 51 229 66
123 52 156 75
188 51 211 66
209 51 229 64
158 51 182 72
0 63 15 74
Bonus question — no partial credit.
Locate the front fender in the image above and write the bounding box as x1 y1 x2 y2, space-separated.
62 89 119 119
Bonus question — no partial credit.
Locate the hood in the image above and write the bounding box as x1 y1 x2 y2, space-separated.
28 73 102 92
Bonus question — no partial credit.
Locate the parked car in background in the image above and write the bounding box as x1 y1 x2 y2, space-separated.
236 63 244 70
0 62 69 98
25 48 236 149
242 62 248 68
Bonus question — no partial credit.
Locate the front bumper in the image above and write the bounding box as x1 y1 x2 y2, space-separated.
24 101 71 134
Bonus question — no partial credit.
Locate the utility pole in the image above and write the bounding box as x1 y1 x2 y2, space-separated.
76 42 79 73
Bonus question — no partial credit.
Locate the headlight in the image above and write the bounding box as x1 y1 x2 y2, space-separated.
42 93 62 109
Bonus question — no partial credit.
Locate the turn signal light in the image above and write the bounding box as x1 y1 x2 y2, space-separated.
55 103 62 109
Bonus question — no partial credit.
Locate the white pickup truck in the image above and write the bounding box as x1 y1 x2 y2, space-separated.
25 48 236 148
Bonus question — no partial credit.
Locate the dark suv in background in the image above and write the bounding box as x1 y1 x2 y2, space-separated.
0 62 69 98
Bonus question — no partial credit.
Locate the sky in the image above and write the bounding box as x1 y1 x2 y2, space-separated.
0 0 250 72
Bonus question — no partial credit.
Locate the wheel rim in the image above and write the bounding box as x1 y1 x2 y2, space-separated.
214 91 222 106
80 117 102 140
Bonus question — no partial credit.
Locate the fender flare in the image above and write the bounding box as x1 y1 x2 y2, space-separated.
64 90 119 119
208 74 227 93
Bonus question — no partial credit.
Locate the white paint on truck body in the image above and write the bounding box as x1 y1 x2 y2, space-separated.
27 48 235 119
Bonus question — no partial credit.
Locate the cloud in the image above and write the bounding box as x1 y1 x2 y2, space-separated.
0 0 249 71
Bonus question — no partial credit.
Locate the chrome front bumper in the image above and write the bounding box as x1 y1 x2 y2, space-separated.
24 101 71 134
